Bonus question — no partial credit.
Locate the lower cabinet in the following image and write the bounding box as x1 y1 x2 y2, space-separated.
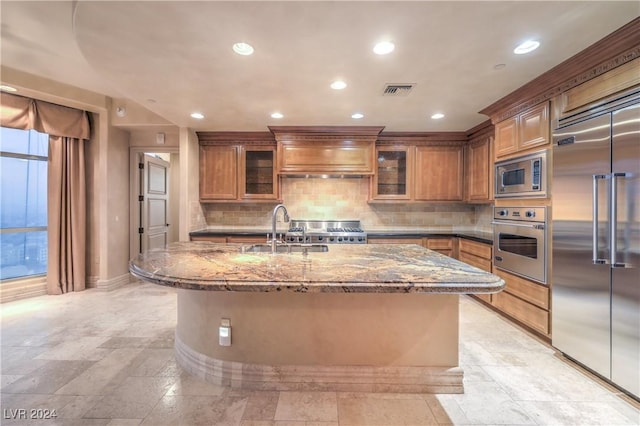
191 235 227 243
423 237 455 257
367 237 423 245
492 268 550 336
190 235 265 244
458 239 492 303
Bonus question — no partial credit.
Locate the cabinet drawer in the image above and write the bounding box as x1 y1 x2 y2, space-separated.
368 238 423 245
459 251 492 272
425 238 453 250
494 268 549 310
190 236 227 243
459 239 492 259
227 236 266 244
492 290 549 335
474 293 492 304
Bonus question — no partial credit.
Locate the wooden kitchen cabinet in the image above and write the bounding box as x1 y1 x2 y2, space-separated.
199 145 239 201
465 135 493 203
414 145 464 201
190 235 227 243
190 235 266 243
198 132 280 202
492 268 550 336
370 146 413 200
423 237 455 257
495 102 549 159
458 239 493 303
277 140 375 175
271 126 382 176
367 237 423 245
226 236 266 244
240 146 278 200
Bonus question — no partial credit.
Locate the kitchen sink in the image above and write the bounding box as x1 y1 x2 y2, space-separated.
241 244 329 254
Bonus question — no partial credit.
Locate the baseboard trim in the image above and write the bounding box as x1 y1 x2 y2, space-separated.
96 273 132 291
174 333 464 393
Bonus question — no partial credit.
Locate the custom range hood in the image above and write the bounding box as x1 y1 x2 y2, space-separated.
269 126 385 177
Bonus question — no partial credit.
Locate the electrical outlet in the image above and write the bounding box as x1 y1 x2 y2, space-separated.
219 318 231 346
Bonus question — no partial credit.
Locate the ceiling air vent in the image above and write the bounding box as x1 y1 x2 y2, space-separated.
382 83 415 96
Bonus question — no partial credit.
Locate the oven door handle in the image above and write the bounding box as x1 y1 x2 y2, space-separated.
491 221 544 230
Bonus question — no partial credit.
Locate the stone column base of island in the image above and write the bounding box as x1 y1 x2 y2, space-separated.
175 289 464 393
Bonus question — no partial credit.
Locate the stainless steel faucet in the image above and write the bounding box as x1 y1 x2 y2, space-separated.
271 204 290 253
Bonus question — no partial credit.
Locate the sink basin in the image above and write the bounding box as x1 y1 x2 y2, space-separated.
241 244 329 254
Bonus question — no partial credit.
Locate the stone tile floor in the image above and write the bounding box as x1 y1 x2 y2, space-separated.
1 282 638 425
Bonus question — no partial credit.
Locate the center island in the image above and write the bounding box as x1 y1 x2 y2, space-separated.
129 242 504 393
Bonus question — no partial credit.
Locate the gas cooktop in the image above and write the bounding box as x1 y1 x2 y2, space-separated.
285 220 367 244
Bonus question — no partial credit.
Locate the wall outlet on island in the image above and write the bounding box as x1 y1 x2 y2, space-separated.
219 318 231 346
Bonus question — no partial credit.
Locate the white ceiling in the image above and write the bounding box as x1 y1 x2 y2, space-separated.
1 1 638 132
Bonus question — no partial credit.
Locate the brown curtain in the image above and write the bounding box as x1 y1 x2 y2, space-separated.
1 93 90 294
47 136 86 294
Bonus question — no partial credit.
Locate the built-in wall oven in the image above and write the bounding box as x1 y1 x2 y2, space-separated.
492 206 547 284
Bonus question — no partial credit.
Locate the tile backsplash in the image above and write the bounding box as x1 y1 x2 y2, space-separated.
202 178 492 231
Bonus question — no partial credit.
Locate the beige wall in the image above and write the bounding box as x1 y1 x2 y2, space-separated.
201 178 490 231
180 128 205 240
129 128 180 148
178 290 459 367
105 126 130 277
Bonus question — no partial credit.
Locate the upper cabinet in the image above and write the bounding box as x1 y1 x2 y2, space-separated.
240 146 278 200
270 126 383 176
494 101 549 159
199 145 239 201
370 145 413 200
414 145 464 201
369 133 468 203
198 132 280 203
465 132 494 203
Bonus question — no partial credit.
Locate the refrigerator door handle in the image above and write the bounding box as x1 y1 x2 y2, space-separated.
611 172 628 267
593 174 609 264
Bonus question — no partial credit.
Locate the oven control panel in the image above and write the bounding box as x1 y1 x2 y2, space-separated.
493 207 546 222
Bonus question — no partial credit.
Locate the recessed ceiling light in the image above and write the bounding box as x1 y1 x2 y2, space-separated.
514 40 540 55
431 113 445 120
330 80 347 90
271 112 283 119
351 113 364 119
373 41 395 55
191 112 204 119
0 85 17 92
232 42 254 56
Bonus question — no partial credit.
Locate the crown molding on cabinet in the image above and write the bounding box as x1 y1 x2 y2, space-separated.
268 126 385 141
465 119 494 141
197 131 276 145
480 17 640 124
377 131 467 146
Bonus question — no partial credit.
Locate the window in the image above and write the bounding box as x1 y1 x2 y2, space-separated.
0 128 48 280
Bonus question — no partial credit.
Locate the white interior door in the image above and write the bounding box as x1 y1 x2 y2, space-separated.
141 154 170 253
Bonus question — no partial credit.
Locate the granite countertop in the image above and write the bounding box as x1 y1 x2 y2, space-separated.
130 242 504 294
189 228 494 244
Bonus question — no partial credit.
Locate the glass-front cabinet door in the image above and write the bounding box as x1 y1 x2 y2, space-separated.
240 145 279 200
371 146 413 200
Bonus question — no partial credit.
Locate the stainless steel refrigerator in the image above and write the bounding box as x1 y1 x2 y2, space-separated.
552 93 639 399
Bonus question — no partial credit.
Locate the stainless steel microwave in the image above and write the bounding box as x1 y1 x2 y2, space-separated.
495 150 547 198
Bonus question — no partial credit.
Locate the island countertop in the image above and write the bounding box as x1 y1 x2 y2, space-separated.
130 242 504 294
